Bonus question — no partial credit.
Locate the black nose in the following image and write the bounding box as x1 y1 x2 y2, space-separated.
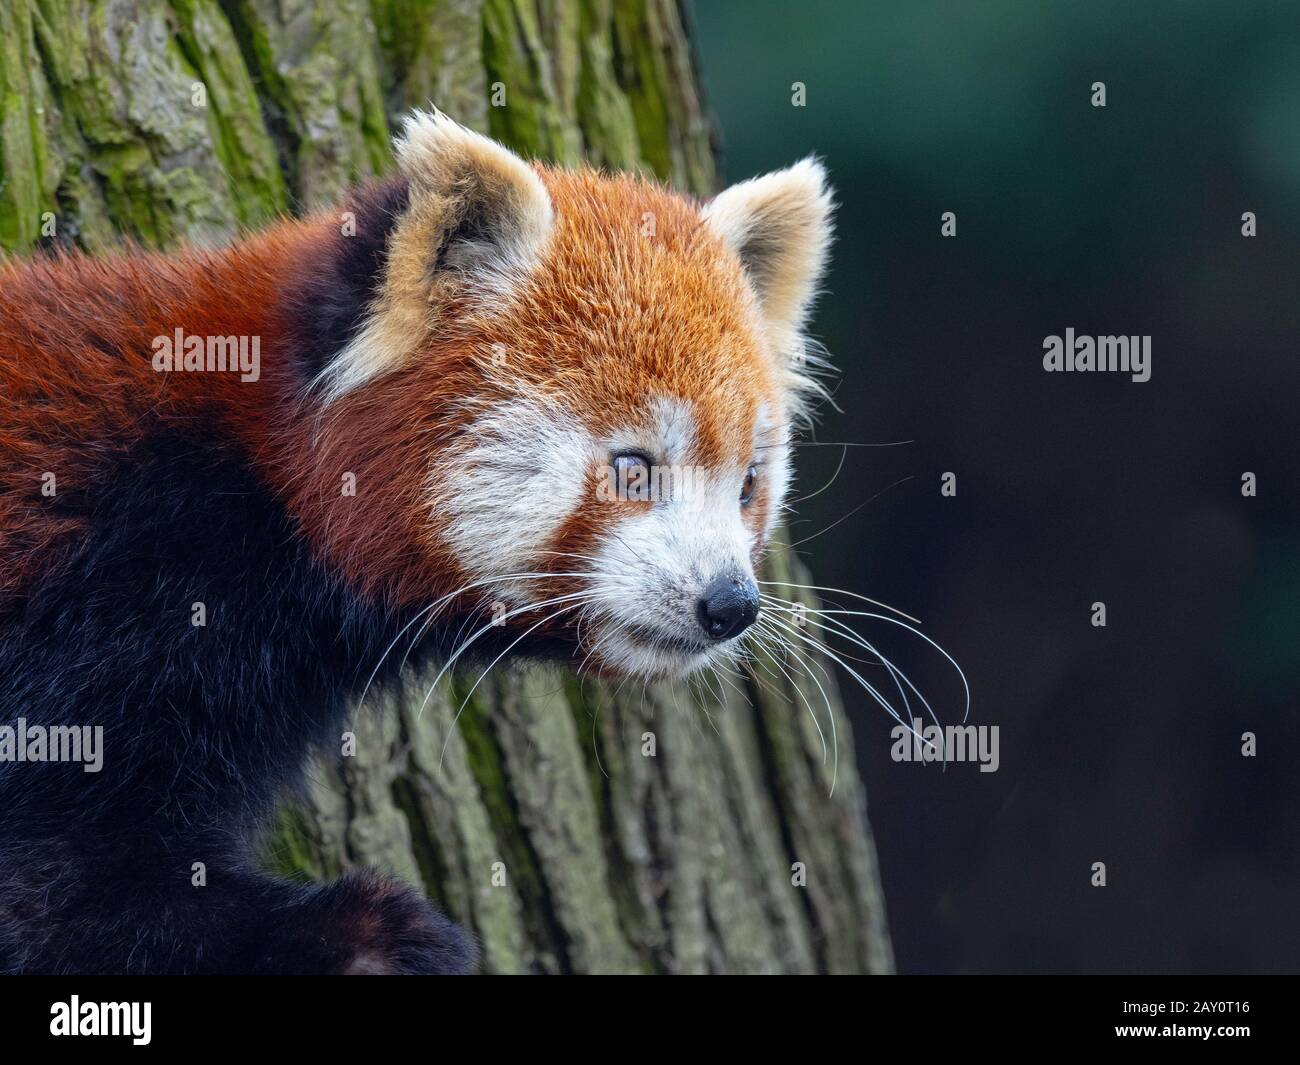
696 575 759 641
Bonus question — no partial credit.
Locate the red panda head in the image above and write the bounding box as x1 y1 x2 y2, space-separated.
307 113 834 679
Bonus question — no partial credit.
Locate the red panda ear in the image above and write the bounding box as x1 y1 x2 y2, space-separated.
316 111 554 399
702 159 834 366
393 110 554 280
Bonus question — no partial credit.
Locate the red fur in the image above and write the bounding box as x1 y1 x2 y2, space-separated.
1 225 312 604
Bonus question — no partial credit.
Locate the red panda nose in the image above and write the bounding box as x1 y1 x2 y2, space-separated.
696 575 759 641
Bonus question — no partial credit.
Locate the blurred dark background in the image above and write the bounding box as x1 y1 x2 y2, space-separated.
695 0 1300 973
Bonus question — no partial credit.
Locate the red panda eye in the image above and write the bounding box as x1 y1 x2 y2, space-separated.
740 464 758 505
612 452 652 477
611 452 654 501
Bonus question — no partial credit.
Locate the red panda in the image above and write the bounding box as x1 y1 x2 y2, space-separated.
0 112 834 974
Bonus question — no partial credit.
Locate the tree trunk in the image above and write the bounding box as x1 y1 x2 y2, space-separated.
0 0 892 974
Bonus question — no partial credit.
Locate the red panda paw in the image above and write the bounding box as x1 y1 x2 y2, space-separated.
249 870 477 975
329 871 478 976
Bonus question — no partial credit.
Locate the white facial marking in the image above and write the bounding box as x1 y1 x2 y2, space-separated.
587 465 754 669
602 395 696 468
437 396 595 603
754 401 792 540
433 391 793 680
584 397 775 676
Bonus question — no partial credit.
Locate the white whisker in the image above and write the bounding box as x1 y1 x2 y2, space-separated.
750 621 834 782
757 579 922 625
761 612 933 760
356 569 594 712
437 598 594 769
768 598 969 723
415 589 599 724
760 596 934 733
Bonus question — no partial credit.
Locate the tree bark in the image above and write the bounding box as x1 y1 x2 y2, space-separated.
0 0 892 974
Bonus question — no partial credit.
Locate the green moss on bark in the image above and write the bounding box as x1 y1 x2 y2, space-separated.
221 0 392 208
172 0 286 225
481 0 580 163
370 0 489 131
